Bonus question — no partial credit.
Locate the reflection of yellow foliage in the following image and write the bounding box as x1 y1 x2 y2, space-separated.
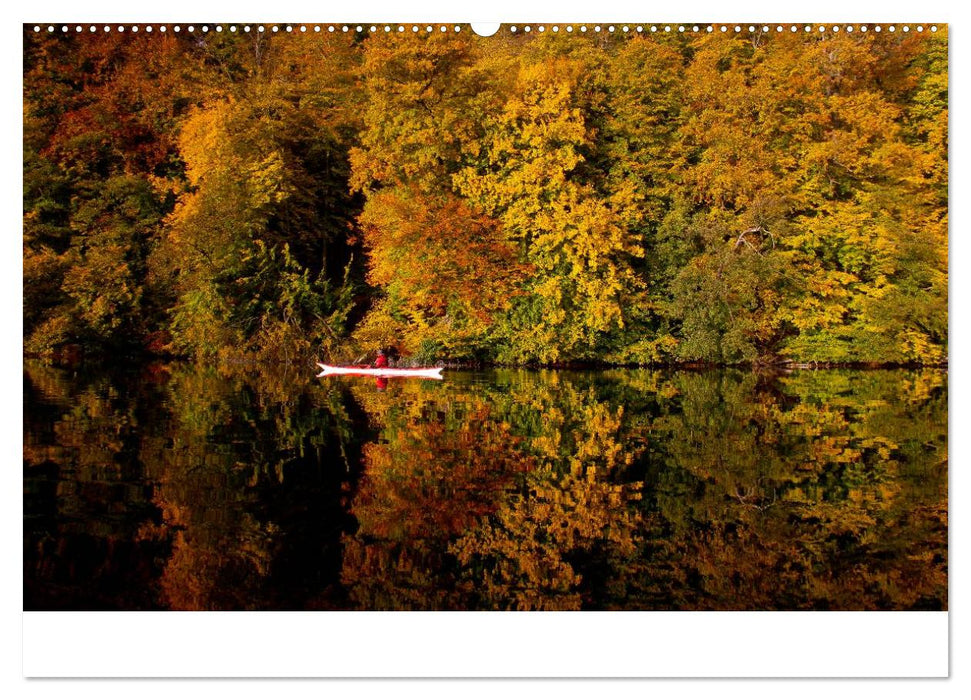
644 369 947 610
340 391 535 609
341 371 648 609
149 435 278 610
450 473 644 610
139 363 350 610
25 361 947 611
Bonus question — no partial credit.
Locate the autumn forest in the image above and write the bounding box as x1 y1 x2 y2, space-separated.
23 26 948 367
23 25 949 613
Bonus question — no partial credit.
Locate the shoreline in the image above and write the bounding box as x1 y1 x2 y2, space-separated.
23 352 949 373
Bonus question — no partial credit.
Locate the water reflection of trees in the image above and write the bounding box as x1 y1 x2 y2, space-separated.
24 363 946 610
25 361 365 610
141 365 364 610
340 369 947 610
637 370 948 610
338 375 650 610
24 362 170 609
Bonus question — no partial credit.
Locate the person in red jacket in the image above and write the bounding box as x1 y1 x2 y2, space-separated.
373 349 389 368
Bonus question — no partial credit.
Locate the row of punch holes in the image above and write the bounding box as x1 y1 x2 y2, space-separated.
32 24 941 35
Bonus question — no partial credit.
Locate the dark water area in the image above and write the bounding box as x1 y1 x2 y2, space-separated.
23 361 947 611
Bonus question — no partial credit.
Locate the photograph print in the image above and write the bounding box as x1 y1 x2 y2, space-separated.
23 22 947 612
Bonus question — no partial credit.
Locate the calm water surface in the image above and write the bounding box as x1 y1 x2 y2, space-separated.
23 362 947 610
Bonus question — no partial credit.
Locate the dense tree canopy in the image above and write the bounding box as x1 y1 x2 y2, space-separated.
23 26 948 366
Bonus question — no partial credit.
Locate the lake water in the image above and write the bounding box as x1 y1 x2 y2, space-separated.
23 362 947 611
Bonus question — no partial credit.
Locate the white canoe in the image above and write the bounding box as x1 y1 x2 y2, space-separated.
316 363 444 379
